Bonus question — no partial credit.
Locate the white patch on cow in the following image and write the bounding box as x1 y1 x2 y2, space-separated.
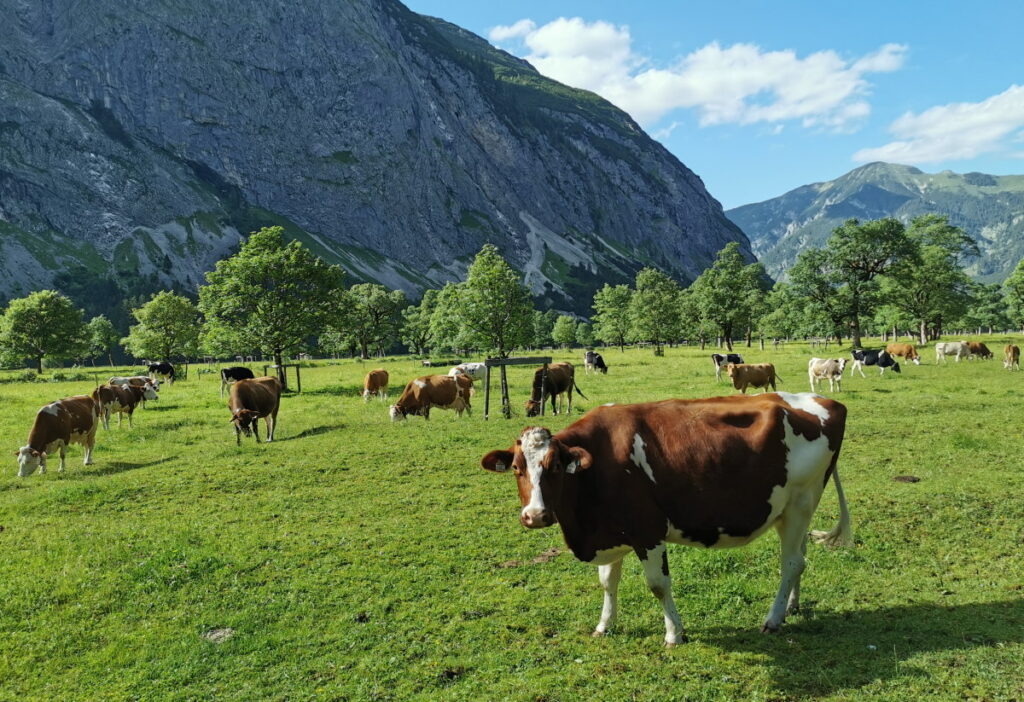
630 433 656 483
413 380 426 389
603 403 615 407
41 403 60 416
589 545 632 566
780 412 834 486
774 392 829 425
520 427 552 519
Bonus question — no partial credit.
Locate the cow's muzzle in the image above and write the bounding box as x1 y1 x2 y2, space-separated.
520 509 555 529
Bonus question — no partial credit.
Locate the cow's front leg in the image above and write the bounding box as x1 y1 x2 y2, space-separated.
265 416 275 442
58 446 67 473
637 544 685 645
252 422 260 443
592 558 624 637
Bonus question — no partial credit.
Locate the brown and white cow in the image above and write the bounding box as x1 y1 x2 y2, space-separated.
228 376 282 445
885 343 921 365
482 392 850 644
390 374 472 421
15 396 99 477
1004 344 1020 371
525 362 586 417
363 369 390 402
91 383 157 429
108 376 160 407
965 341 994 360
725 363 781 394
808 358 847 393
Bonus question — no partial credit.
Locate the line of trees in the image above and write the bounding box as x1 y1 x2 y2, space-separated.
4 216 1024 373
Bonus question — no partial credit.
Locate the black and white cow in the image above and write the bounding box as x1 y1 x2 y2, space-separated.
711 353 744 381
850 349 900 377
584 351 608 375
220 366 256 397
147 361 176 385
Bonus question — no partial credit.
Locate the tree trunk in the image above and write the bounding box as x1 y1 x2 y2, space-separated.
699 338 706 350
499 365 511 419
359 341 369 360
36 356 43 374
108 353 114 367
759 337 765 351
274 349 286 389
745 327 752 347
919 320 927 346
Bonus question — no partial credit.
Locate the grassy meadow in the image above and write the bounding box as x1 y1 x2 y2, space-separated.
1 340 1023 701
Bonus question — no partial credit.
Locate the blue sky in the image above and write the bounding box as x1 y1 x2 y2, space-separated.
405 1 1024 209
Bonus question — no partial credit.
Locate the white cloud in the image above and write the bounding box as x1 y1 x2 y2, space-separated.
488 19 536 42
853 84 1024 163
489 17 906 131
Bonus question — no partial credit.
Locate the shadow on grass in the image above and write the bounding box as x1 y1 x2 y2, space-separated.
84 456 175 478
276 424 344 441
702 598 1024 698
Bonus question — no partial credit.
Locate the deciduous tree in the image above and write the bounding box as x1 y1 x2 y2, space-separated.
551 315 577 348
87 315 121 366
0 290 87 373
123 291 201 362
629 268 680 355
592 284 632 352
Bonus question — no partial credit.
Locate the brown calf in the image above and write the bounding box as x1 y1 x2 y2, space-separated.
725 363 781 393
1004 344 1020 371
363 369 389 402
526 362 586 417
228 377 282 445
15 396 99 477
885 343 921 365
92 383 157 429
965 341 993 359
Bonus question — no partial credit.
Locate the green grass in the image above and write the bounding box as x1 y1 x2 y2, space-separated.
2 341 1023 700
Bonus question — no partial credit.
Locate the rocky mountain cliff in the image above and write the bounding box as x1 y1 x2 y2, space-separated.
727 162 1024 281
0 0 749 323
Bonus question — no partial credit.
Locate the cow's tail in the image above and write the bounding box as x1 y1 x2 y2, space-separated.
572 379 589 401
810 468 852 548
775 372 784 385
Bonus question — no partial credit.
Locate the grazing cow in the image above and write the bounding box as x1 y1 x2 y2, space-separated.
15 396 99 477
725 363 779 393
1004 344 1020 371
147 361 175 385
850 349 901 377
584 351 609 375
711 353 744 381
390 374 473 421
885 343 921 365
526 362 587 417
481 392 851 644
935 341 970 364
965 341 994 360
363 369 390 402
808 358 848 393
228 377 282 445
107 376 159 407
220 366 255 398
91 383 157 429
449 362 487 382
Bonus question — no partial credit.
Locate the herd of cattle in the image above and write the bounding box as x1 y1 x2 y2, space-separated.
9 339 1019 643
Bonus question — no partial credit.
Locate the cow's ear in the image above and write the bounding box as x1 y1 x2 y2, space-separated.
481 449 514 473
563 446 592 474
30 449 41 457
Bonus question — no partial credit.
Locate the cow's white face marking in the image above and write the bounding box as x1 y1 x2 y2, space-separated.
41 403 60 416
389 405 404 422
519 427 552 521
143 385 159 401
413 380 426 389
630 433 656 483
16 446 41 477
775 392 829 425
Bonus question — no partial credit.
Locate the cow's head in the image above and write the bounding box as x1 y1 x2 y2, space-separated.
836 358 848 373
389 404 406 422
14 446 44 477
724 363 737 378
231 409 260 436
524 399 541 417
142 382 159 401
481 427 592 529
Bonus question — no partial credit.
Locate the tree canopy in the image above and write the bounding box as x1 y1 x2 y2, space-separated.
122 291 201 361
0 290 87 373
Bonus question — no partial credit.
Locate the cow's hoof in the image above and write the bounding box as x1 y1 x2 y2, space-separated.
760 623 781 634
591 629 606 638
665 634 688 647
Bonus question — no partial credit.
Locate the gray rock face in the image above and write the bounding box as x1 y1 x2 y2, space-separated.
0 0 750 318
728 162 1024 282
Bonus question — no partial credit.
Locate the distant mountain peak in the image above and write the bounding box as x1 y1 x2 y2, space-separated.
727 163 1024 282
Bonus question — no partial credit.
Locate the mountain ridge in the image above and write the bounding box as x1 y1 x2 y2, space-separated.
0 0 750 323
727 162 1024 280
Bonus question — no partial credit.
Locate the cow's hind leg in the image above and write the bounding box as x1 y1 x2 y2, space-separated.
592 557 624 637
637 544 686 645
762 498 814 632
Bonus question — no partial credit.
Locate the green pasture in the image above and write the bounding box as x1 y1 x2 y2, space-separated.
1 341 1022 701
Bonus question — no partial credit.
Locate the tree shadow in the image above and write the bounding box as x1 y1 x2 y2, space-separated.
276 424 344 441
699 598 1024 698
